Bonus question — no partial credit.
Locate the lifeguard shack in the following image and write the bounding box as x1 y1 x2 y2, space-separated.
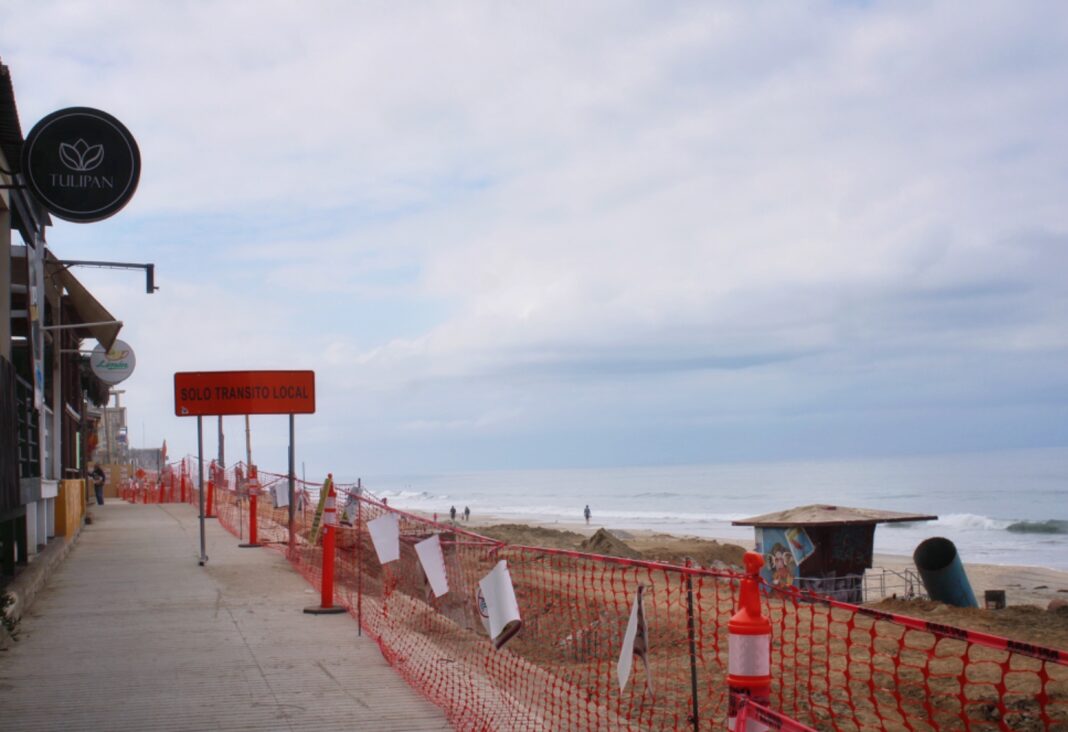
732 504 937 603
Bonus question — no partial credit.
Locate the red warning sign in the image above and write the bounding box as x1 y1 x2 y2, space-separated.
174 370 315 416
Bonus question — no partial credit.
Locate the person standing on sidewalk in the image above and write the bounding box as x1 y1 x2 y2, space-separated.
91 464 106 505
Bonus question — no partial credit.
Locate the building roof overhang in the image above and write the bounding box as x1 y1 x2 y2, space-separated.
0 61 22 173
732 503 938 528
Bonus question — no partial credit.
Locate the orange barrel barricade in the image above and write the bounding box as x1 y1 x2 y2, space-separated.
728 551 772 731
304 475 345 615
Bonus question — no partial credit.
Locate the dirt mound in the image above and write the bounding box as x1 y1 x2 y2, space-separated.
478 524 586 550
580 528 642 559
871 597 1068 650
635 539 746 570
473 523 749 570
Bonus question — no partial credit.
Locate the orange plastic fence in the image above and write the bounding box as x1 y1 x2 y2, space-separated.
767 588 1068 731
120 469 162 503
163 460 1067 731
734 694 819 731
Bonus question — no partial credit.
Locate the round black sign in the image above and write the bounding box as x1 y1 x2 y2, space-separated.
21 107 141 223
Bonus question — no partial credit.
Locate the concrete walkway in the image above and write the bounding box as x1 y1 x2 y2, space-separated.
0 502 453 731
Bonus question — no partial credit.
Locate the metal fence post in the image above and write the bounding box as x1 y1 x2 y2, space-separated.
685 558 700 730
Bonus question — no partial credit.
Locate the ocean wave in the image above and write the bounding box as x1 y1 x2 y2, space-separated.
1006 519 1068 535
631 511 748 523
462 505 747 524
934 513 1010 531
634 492 682 499
377 489 444 501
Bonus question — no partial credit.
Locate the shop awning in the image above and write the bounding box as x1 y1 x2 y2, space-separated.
44 251 122 351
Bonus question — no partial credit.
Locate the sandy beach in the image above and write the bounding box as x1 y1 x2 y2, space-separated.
456 515 1068 607
866 551 1068 608
380 511 1068 652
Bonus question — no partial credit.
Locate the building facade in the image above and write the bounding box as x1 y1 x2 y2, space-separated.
1 60 122 578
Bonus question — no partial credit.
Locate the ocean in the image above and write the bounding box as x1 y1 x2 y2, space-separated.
347 446 1068 571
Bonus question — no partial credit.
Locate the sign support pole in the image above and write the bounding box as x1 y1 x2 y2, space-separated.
245 414 252 467
174 371 315 567
288 413 296 553
197 416 207 566
357 495 363 636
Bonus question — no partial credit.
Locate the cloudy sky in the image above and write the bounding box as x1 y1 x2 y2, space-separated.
3 1 1066 476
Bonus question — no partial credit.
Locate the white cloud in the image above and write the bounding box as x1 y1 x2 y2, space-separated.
4 1 1067 470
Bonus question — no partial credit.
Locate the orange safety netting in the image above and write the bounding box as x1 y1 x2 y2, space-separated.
768 588 1068 731
149 460 1068 731
734 695 819 731
119 469 163 503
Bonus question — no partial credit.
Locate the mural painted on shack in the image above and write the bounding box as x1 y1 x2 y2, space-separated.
755 527 816 588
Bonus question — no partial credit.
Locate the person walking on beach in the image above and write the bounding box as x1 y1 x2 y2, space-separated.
90 464 106 505
450 505 457 523
584 504 591 525
464 506 470 522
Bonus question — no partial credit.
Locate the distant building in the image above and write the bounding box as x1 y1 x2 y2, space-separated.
128 447 163 474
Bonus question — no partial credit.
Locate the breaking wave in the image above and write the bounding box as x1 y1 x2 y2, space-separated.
935 513 1009 531
1006 519 1068 535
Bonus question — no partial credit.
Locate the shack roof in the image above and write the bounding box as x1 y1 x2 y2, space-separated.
732 504 937 528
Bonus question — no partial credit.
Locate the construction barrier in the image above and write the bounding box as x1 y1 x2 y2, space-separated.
734 694 818 732
170 459 1068 730
119 470 163 504
729 551 773 730
767 586 1068 730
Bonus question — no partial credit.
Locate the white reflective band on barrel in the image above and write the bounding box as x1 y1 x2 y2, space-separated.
325 496 337 525
728 633 770 676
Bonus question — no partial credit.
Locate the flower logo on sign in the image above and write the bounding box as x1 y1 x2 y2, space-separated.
59 138 104 172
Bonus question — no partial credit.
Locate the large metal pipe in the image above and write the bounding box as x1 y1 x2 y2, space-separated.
913 537 977 608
